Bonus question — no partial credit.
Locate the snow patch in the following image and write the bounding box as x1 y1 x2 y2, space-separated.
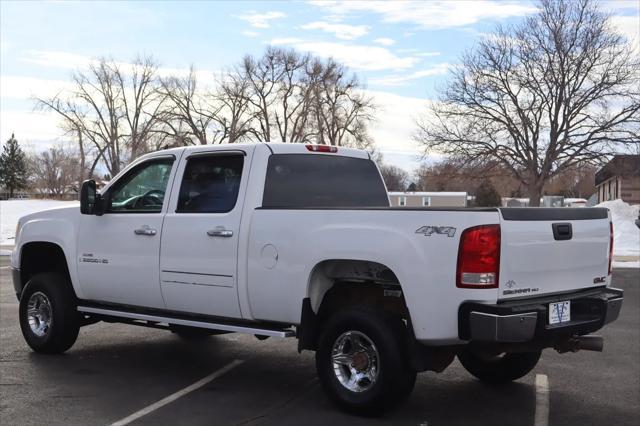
0 200 78 245
596 199 640 257
612 260 640 269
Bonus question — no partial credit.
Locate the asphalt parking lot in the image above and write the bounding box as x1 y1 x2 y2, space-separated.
1 258 638 426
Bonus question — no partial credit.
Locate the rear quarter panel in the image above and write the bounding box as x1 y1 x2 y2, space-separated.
245 208 500 343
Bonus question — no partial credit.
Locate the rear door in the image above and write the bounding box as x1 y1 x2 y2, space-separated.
159 147 252 318
498 208 611 300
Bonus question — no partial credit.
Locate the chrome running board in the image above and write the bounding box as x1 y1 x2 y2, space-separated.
77 306 295 338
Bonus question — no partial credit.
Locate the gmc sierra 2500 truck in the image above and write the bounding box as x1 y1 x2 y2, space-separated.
12 143 623 414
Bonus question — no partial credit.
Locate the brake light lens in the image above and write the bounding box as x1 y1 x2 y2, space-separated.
305 144 338 153
456 224 501 288
608 221 614 275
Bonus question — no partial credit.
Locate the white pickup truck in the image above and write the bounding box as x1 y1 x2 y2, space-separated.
11 143 623 414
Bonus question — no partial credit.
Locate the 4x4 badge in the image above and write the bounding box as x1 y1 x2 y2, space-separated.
415 226 457 237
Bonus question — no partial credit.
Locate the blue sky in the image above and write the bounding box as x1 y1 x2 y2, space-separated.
1 0 638 172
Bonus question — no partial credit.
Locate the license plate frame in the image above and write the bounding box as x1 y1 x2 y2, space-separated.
549 300 571 325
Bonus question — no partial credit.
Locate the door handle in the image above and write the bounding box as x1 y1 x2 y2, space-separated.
134 225 157 236
207 227 233 238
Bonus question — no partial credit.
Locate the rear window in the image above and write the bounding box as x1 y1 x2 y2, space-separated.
176 154 244 213
262 154 389 208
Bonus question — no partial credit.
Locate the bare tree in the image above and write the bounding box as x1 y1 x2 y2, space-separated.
34 97 93 189
311 59 376 148
216 71 254 143
36 56 164 177
378 164 410 191
38 48 378 175
114 56 165 159
230 47 375 147
415 159 525 196
71 59 123 175
159 67 225 145
240 47 284 142
415 0 639 206
29 145 80 198
272 49 314 143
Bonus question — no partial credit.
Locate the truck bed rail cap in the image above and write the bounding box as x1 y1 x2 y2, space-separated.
500 208 608 221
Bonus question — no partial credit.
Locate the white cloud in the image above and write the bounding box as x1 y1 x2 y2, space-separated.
366 89 427 157
300 21 369 40
0 110 67 147
309 0 537 30
269 39 419 70
235 11 286 29
0 38 12 54
1 76 73 99
17 50 220 87
373 37 395 46
611 15 640 50
242 30 260 38
413 51 441 57
603 1 640 14
370 63 451 86
21 50 92 69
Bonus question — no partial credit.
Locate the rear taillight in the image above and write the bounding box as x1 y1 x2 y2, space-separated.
608 221 614 275
306 144 338 153
456 224 501 289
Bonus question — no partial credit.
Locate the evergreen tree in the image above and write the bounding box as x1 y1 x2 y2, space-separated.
475 180 502 207
0 134 29 197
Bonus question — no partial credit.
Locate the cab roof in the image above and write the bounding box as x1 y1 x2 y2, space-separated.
153 143 371 160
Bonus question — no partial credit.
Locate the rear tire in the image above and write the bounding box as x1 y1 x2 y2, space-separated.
19 273 79 354
458 349 541 383
315 308 416 415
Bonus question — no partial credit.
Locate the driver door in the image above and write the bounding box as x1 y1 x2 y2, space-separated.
77 154 179 308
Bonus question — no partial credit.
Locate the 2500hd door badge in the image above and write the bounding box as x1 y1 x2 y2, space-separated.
79 253 109 264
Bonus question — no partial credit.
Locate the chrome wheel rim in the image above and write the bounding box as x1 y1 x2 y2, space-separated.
27 292 52 337
331 330 379 393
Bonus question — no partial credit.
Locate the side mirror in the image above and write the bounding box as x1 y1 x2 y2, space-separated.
80 180 103 215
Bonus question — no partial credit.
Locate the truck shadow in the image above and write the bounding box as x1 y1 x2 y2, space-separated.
15 331 636 426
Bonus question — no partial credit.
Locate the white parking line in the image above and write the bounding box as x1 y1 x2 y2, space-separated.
110 359 244 426
0 266 11 269
534 374 550 426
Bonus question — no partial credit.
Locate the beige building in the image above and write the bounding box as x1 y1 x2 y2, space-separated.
388 191 468 208
595 155 640 205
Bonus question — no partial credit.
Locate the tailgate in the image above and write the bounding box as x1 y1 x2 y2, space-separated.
498 208 611 300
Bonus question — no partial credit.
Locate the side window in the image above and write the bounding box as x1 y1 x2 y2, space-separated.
177 154 244 213
108 158 174 213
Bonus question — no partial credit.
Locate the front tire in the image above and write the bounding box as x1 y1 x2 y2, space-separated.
315 308 416 415
19 273 79 354
458 349 541 383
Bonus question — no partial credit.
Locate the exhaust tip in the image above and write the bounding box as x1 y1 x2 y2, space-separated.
577 335 604 352
555 335 604 353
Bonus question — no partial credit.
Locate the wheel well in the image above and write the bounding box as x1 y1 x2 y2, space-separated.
308 259 406 317
20 242 73 295
298 259 411 353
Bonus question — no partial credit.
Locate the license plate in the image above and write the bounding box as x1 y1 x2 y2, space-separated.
549 301 571 324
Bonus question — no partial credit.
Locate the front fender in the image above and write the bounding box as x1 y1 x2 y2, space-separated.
14 216 82 299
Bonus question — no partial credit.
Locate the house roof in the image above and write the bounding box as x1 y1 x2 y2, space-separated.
595 155 640 186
